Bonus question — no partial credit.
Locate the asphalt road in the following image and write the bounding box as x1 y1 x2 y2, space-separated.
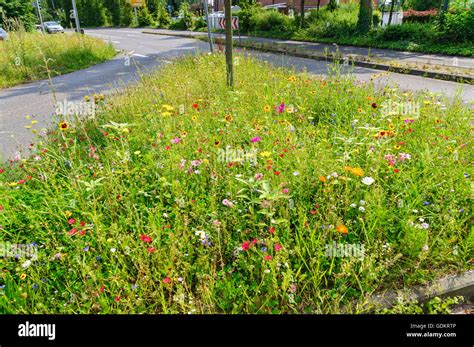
0 28 472 161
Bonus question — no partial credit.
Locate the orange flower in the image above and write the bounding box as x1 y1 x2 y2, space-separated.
336 225 348 234
318 176 327 183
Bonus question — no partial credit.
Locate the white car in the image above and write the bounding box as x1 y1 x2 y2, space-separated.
43 21 64 34
0 28 8 40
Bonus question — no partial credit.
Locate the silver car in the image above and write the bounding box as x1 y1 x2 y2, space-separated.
0 28 8 40
43 21 64 34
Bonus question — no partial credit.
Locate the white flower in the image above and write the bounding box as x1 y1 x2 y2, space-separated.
359 206 365 212
111 248 116 253
359 200 366 206
21 260 32 268
361 177 375 186
350 203 357 208
331 172 338 178
422 244 429 252
293 171 299 176
421 223 429 229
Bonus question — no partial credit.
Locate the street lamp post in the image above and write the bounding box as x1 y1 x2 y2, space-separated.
36 0 45 34
71 0 81 34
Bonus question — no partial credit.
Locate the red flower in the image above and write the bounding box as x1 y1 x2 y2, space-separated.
99 286 105 293
268 227 275 234
17 180 26 185
68 218 76 225
274 244 283 251
165 145 171 150
241 241 250 251
80 230 86 236
79 221 86 227
310 210 317 215
0 168 4 174
394 168 400 173
163 277 171 284
0 206 4 211
274 171 281 176
264 255 272 261
114 295 120 302
251 239 258 245
68 228 78 235
140 234 152 243
147 247 156 253
192 103 199 109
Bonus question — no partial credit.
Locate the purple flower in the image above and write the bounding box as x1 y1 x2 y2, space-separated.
275 102 285 114
251 136 261 143
171 137 181 144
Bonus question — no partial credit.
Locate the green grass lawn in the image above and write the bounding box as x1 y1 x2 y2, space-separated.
0 54 472 313
0 32 117 89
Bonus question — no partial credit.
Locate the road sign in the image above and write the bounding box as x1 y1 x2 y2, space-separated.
218 16 239 30
130 0 143 7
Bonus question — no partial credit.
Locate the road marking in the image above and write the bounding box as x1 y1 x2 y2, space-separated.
132 54 149 58
127 34 143 38
87 33 123 39
111 40 121 44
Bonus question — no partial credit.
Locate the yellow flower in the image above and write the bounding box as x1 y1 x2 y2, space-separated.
260 151 272 158
336 225 348 234
344 166 364 177
357 108 363 113
31 120 38 125
225 114 233 122
84 95 90 102
65 210 72 218
59 122 69 131
288 75 297 82
20 273 27 280
263 105 271 112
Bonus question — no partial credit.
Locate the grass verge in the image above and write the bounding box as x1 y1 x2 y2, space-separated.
0 32 117 89
0 54 472 313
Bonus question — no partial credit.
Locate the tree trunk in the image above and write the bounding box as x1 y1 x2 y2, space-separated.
224 0 233 88
317 0 321 13
300 0 305 28
357 0 372 33
388 0 396 25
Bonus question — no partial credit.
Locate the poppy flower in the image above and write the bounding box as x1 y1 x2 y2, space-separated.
336 225 348 234
140 234 152 243
192 103 199 109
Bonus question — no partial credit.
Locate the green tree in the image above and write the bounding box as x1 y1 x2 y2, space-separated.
137 5 154 26
357 0 372 32
0 0 36 30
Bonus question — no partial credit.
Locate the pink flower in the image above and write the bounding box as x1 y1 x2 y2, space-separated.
171 137 181 144
163 277 171 283
68 218 76 225
68 228 78 235
254 173 263 180
274 244 283 251
114 295 120 302
251 136 261 143
222 199 234 208
264 255 272 261
282 188 289 194
241 241 250 251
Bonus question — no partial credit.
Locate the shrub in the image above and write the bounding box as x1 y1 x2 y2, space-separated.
137 6 155 27
305 5 358 38
194 16 207 31
374 22 435 42
253 10 292 32
155 3 171 28
436 7 474 42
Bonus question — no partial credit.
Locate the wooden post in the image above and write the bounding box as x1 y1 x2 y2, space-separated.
224 0 234 88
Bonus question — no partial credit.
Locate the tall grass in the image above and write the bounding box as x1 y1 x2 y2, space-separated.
0 32 116 89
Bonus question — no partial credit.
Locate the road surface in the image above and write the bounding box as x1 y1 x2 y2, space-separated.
1 28 472 161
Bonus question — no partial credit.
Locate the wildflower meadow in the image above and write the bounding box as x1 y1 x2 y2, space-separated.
0 54 472 314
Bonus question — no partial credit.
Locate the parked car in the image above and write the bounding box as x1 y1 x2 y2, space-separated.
35 24 42 32
0 27 8 40
43 21 64 34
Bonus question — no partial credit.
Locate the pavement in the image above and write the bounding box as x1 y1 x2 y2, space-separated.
1 27 473 161
143 28 474 71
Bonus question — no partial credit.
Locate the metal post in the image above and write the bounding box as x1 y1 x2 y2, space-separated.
71 0 81 34
203 0 213 53
36 0 45 34
224 0 233 87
